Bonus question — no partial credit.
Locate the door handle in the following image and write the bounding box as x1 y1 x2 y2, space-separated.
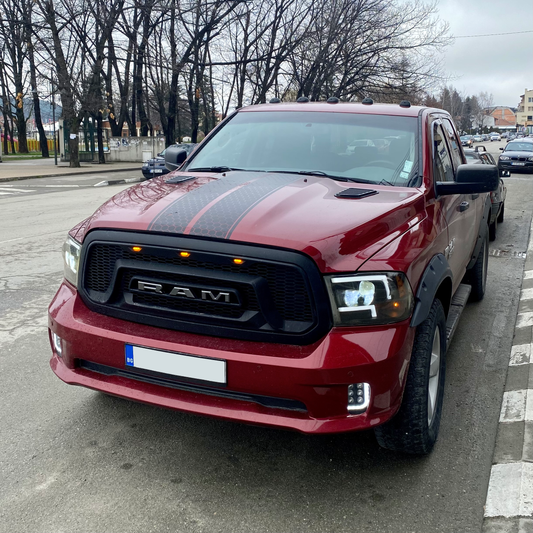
459 201 470 212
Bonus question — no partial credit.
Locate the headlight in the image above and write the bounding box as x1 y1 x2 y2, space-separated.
499 156 510 160
528 157 533 161
63 236 81 287
325 272 413 326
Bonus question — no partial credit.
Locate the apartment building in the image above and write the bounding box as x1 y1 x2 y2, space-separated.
516 88 533 132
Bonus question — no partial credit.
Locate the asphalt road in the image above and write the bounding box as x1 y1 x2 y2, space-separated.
0 169 143 197
0 154 530 533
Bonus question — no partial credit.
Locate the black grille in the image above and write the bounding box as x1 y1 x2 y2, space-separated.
85 243 312 322
78 231 331 345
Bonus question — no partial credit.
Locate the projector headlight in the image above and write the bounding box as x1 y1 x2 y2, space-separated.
63 236 82 287
499 156 510 160
325 272 413 326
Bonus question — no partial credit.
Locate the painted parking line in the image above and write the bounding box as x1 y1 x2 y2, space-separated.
485 462 533 518
510 344 531 366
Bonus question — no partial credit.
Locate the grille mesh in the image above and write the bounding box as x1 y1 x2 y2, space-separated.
84 243 312 322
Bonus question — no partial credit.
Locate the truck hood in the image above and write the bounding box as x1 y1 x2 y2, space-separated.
76 171 425 272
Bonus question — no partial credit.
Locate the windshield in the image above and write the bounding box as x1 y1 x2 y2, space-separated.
505 142 533 152
186 111 419 187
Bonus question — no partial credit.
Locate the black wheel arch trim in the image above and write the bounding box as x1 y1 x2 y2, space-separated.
466 195 491 271
410 254 453 328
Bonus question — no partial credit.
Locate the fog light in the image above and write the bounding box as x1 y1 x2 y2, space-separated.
347 383 370 413
52 332 63 356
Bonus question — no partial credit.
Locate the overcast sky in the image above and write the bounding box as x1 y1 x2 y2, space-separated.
435 0 533 107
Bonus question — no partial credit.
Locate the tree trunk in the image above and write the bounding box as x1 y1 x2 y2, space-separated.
96 113 105 163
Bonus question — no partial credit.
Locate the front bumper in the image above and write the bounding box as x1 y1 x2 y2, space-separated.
499 160 533 173
48 282 415 434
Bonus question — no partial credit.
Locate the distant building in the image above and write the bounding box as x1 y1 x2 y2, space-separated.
490 106 516 130
516 89 533 133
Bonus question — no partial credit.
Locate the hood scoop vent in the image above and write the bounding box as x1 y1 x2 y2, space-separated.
335 188 378 199
166 175 196 184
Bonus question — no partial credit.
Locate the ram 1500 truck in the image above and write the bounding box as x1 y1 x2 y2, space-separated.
48 101 498 454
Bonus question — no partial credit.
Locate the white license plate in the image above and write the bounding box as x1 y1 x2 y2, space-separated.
512 162 525 166
153 169 163 173
125 345 226 384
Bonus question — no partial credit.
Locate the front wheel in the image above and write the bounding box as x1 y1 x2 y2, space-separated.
374 299 447 454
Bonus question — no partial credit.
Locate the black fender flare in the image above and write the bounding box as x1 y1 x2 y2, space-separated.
466 195 491 270
410 254 453 327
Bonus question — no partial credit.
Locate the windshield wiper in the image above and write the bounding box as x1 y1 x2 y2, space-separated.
187 166 254 173
271 169 351 182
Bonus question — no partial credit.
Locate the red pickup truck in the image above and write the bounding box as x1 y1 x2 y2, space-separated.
48 101 498 454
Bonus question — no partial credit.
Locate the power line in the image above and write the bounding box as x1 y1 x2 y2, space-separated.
454 30 533 39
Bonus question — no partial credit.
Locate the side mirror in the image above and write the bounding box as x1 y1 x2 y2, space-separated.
499 147 504 150
164 146 188 171
436 164 499 196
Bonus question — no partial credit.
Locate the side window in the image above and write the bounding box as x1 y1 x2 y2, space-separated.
442 119 463 170
433 124 454 182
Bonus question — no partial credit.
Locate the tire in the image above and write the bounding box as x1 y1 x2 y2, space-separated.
374 299 447 455
489 219 497 241
497 203 504 223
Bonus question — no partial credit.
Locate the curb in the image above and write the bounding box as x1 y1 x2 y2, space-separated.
483 217 533 532
0 166 141 183
94 177 143 187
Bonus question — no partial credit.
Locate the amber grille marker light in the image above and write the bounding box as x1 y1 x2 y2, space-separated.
180 251 191 258
233 258 244 265
132 246 142 252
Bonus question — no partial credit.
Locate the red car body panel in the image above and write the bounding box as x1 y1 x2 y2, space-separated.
48 103 486 434
49 281 415 433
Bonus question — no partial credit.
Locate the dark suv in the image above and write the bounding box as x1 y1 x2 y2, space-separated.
49 102 498 454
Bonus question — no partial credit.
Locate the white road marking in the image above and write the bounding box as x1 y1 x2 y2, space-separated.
521 288 533 300
524 270 533 279
500 390 527 423
44 184 80 188
485 462 533 517
527 389 533 422
510 344 531 366
0 188 36 195
516 312 533 328
0 187 33 193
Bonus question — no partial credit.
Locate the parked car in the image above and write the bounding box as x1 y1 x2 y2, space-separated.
508 134 517 141
489 133 501 142
498 138 533 174
141 144 197 179
464 147 506 241
460 135 474 147
473 135 483 142
49 101 498 455
482 134 490 142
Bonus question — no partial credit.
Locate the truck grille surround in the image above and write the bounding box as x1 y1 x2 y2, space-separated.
78 230 332 345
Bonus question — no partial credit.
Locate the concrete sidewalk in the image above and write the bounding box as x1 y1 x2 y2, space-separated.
0 157 141 182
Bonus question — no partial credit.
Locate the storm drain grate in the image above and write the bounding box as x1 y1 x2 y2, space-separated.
489 249 527 258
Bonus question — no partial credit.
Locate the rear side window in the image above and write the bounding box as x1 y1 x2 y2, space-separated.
433 124 454 182
442 119 463 170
